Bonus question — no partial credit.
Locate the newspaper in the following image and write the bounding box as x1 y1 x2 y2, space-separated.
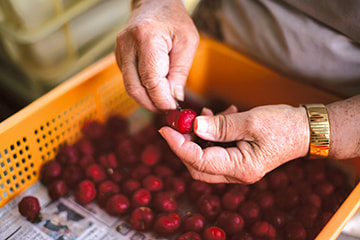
0 181 171 240
1 179 360 240
1 180 359 240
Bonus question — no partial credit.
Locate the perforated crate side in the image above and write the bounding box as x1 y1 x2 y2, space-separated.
0 54 139 208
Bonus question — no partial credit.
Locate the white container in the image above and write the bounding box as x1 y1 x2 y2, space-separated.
0 0 130 98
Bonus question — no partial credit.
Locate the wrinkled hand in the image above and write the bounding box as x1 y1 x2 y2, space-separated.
115 0 199 112
159 104 310 184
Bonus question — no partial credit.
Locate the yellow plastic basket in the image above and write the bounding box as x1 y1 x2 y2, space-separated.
0 54 139 208
0 35 359 240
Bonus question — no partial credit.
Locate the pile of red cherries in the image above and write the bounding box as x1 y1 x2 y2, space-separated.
19 103 353 240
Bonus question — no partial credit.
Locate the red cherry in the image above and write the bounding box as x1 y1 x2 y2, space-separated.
181 212 206 233
176 109 197 134
142 175 164 192
250 220 276 239
221 189 245 211
238 201 261 225
230 231 254 240
105 194 130 216
74 138 95 156
292 181 312 196
122 179 141 196
301 192 322 209
313 180 335 199
165 176 186 198
131 188 151 208
78 155 96 168
47 180 68 201
211 183 228 196
152 191 178 212
74 180 96 206
216 210 244 235
153 212 181 236
141 144 162 166
275 186 299 210
267 170 288 190
85 163 107 184
326 168 345 187
263 209 287 230
116 138 139 166
133 125 159 146
164 151 186 171
305 160 326 183
196 194 222 220
97 180 120 208
98 152 118 171
61 164 85 188
130 164 152 181
81 120 105 140
166 109 197 134
166 110 178 128
129 206 155 232
18 196 41 222
180 169 194 186
252 189 275 210
251 178 268 191
40 160 62 185
295 204 319 228
56 143 79 166
176 231 202 240
152 164 175 179
203 226 226 240
108 168 128 185
282 160 304 183
105 114 128 133
283 221 307 240
232 184 250 195
189 181 212 201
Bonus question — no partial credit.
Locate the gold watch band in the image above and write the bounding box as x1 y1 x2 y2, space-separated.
302 103 330 158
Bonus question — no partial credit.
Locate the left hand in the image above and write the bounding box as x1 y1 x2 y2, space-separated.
159 104 310 184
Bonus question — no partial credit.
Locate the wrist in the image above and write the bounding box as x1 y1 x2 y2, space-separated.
297 106 311 158
326 95 360 159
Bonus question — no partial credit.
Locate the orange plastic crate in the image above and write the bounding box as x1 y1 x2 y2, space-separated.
0 35 359 240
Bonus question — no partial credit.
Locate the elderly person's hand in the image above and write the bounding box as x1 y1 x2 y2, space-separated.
159 104 310 184
115 0 199 112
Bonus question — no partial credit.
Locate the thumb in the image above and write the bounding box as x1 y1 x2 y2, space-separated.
193 113 244 142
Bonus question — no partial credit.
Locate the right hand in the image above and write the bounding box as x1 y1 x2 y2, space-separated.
115 0 199 112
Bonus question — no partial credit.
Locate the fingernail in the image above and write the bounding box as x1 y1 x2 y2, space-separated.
229 104 238 111
201 107 212 115
194 116 208 133
158 128 164 137
174 85 184 101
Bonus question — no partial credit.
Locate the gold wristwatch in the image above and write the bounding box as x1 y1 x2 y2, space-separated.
302 103 330 158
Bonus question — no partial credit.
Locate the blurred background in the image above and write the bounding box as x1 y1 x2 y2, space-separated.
0 0 200 121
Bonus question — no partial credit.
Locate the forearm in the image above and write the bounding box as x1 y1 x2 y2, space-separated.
327 94 360 159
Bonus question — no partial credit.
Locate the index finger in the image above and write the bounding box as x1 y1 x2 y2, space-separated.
158 126 242 178
137 37 177 110
115 36 158 112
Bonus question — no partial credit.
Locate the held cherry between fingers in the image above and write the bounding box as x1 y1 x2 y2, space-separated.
165 108 197 134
